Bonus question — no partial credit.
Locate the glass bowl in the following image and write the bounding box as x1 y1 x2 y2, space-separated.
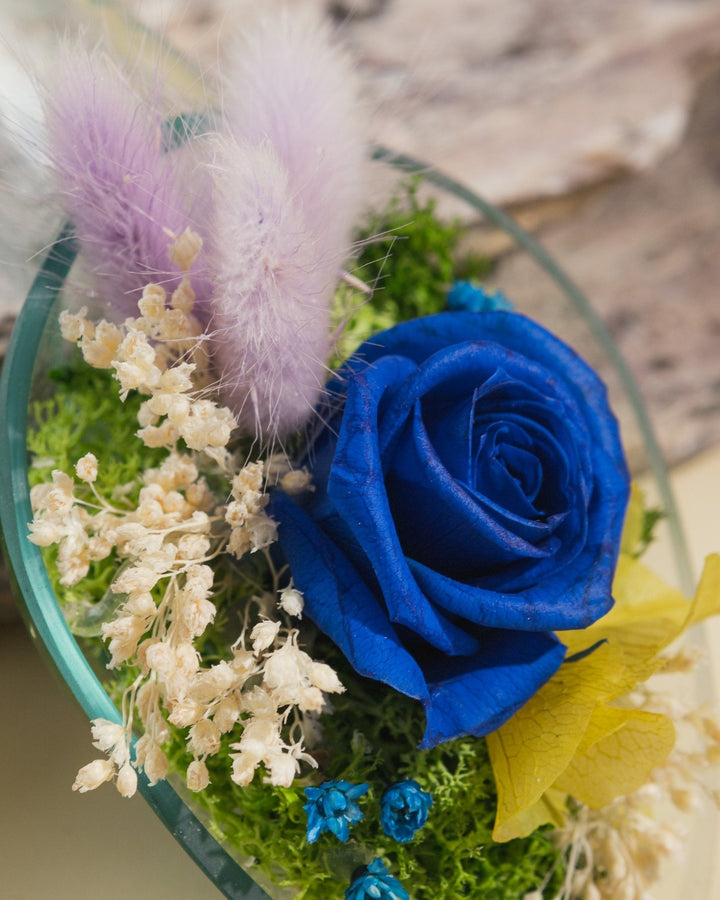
2 156 716 899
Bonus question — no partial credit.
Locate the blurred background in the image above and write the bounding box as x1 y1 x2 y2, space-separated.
2 1 720 897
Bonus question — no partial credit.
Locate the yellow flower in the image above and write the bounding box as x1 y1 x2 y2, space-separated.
488 489 720 841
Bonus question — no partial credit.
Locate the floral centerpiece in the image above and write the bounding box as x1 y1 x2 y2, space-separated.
6 9 720 900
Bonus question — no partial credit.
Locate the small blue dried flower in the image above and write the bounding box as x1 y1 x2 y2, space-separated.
380 779 433 842
446 279 513 313
345 859 409 900
303 780 368 843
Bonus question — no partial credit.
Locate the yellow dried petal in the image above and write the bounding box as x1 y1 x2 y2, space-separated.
488 643 625 841
553 706 675 808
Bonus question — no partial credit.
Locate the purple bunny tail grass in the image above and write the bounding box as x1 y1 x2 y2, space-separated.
40 44 210 319
221 8 365 246
208 137 334 448
207 9 366 444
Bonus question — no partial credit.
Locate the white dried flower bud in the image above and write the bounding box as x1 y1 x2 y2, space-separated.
231 647 257 679
232 462 264 497
72 758 115 793
186 759 210 792
46 470 74 514
186 481 212 509
250 620 281 655
123 592 157 619
116 762 138 798
227 528 251 559
187 719 221 757
138 283 167 319
59 307 90 343
191 661 237 703
266 752 299 788
231 752 259 787
297 685 326 713
29 482 52 512
279 587 304 619
138 421 180 449
102 616 146 665
248 514 277 552
185 564 213 592
309 661 344 694
158 363 195 394
175 641 201 674
83 321 123 368
168 698 205 728
238 717 281 757
87 534 113 561
90 719 125 754
165 394 191 425
242 687 276 717
170 277 196 313
225 500 248 527
168 228 203 273
176 533 211 560
74 452 98 483
143 744 169 786
263 640 307 693
137 400 160 428
144 641 177 679
280 468 313 496
213 696 241 734
115 522 147 541
102 615 145 643
27 520 63 547
182 596 217 638
112 565 159 595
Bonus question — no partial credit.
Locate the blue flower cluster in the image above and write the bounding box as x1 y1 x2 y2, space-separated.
380 780 433 842
303 780 368 843
446 279 513 313
345 859 409 900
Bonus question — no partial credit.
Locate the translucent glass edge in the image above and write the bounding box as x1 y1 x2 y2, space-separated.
372 143 694 595
0 229 271 900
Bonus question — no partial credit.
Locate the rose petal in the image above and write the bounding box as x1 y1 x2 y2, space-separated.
419 628 566 748
272 490 430 702
386 407 553 578
408 551 615 631
327 356 480 656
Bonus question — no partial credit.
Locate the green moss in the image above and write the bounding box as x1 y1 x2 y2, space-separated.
333 179 491 364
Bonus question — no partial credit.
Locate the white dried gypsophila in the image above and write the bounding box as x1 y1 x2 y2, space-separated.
226 626 346 789
33 237 344 798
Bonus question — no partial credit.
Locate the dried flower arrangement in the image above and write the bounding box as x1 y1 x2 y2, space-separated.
11 8 720 900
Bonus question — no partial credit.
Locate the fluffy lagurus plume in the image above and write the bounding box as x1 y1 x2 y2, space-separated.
206 10 365 444
40 45 209 319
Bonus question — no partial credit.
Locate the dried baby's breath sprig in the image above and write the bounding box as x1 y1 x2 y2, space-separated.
32 236 344 798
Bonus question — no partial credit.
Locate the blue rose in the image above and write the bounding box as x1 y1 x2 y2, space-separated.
271 312 629 748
